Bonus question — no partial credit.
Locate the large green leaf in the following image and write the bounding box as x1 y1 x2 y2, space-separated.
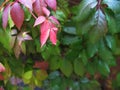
60 60 73 77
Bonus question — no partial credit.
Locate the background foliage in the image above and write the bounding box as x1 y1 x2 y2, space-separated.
0 0 120 90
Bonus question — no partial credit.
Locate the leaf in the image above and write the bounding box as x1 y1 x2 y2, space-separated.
42 7 50 17
18 0 33 11
10 2 24 30
103 0 120 14
50 29 57 45
105 35 116 51
89 9 108 43
86 43 98 58
0 29 12 52
97 61 110 76
33 61 49 70
49 16 59 25
14 41 21 58
74 59 85 76
45 0 57 11
2 4 10 29
60 60 73 77
62 36 79 45
40 21 50 47
34 16 46 26
105 9 119 34
63 27 76 35
49 57 60 70
75 0 97 22
81 50 88 65
23 70 33 81
35 70 48 81
33 0 46 16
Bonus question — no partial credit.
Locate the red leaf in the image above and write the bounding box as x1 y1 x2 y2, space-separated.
45 0 57 11
49 16 59 24
2 4 10 29
50 28 57 45
33 61 49 70
0 74 4 81
33 0 46 16
34 16 46 26
40 20 50 47
10 2 24 30
18 0 33 11
0 63 5 72
42 7 50 17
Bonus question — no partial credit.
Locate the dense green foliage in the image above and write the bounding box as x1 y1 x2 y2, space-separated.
0 0 120 89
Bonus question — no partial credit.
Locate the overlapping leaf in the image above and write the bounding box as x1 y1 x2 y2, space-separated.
10 2 24 30
2 4 10 29
103 0 120 14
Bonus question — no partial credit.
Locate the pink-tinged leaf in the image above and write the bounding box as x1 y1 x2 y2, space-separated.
40 21 50 47
10 2 24 30
17 32 32 45
18 0 33 11
2 4 10 29
42 7 50 17
49 16 59 24
33 0 46 16
0 63 5 72
34 16 46 26
50 29 57 45
45 0 57 11
32 0 36 3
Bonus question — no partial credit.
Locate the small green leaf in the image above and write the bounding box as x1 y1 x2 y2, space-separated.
63 27 76 35
81 50 88 65
23 70 33 80
97 61 110 76
105 35 116 51
49 57 60 70
60 60 73 77
74 59 85 76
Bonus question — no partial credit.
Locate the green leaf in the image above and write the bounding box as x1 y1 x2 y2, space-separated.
0 30 12 52
23 70 33 81
86 42 98 58
61 36 79 45
75 0 97 22
105 35 116 51
23 70 33 84
74 59 85 76
63 27 76 35
81 50 88 65
103 0 120 14
97 61 110 76
60 60 73 77
89 9 108 43
105 9 119 34
49 57 60 70
98 40 115 61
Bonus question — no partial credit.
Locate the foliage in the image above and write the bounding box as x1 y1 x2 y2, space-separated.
0 0 120 89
